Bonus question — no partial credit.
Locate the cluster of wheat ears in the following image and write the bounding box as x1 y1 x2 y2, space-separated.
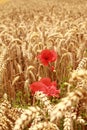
0 0 87 130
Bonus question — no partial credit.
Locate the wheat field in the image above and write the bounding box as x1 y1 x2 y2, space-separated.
0 0 87 130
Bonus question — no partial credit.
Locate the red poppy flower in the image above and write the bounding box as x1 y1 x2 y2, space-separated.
47 86 60 97
40 77 57 88
37 49 57 66
30 81 47 95
29 77 60 97
40 77 52 86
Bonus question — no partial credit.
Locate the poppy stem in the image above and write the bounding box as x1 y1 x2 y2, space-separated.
32 96 36 105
